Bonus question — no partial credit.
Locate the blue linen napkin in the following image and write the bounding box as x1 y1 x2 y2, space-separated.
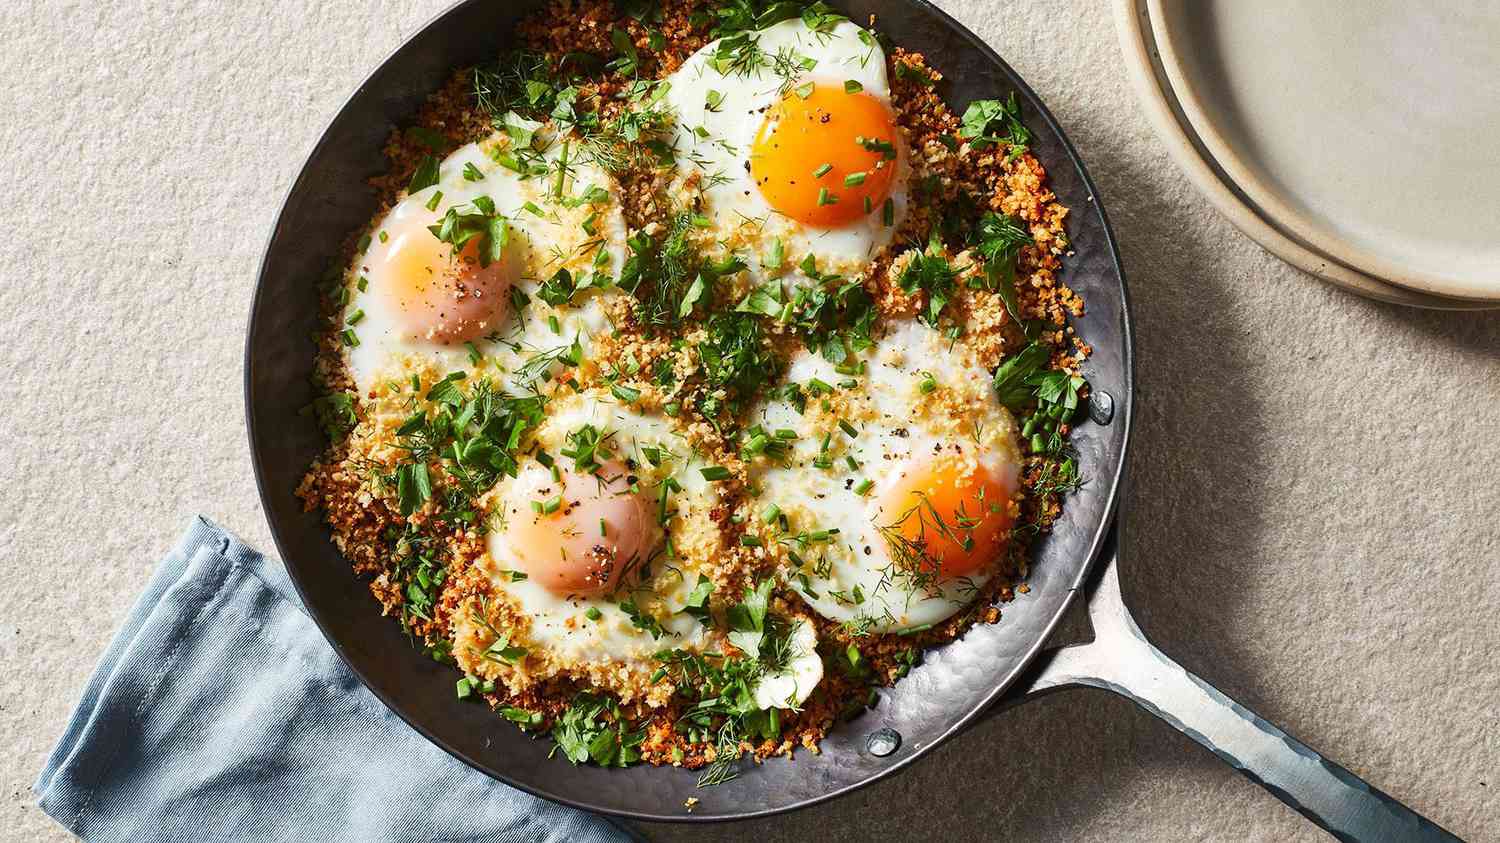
35 516 639 843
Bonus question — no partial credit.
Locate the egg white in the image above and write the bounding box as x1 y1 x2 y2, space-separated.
751 616 824 710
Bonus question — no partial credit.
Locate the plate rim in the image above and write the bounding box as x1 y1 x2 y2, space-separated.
1145 0 1500 303
1113 0 1494 311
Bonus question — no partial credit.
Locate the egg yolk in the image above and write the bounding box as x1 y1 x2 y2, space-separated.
502 460 654 596
364 206 514 344
750 83 900 228
873 455 1016 581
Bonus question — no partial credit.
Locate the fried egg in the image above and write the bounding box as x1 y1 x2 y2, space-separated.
477 388 728 679
746 319 1023 633
662 17 908 282
342 123 627 394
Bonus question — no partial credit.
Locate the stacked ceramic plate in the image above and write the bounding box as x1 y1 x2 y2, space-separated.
1115 0 1500 309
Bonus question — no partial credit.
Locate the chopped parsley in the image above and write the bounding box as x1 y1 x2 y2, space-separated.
551 692 644 768
958 93 1031 158
896 237 958 326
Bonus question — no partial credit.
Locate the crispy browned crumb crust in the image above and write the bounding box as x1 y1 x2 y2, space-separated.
297 0 1085 772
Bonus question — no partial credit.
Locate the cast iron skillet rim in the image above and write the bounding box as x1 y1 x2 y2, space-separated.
244 0 1135 824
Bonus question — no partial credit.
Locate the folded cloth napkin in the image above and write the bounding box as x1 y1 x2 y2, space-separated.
35 516 639 843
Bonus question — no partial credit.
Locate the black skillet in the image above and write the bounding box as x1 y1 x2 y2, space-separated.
245 1 1457 837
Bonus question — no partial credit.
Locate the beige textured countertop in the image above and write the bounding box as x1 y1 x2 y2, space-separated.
2 1 1496 840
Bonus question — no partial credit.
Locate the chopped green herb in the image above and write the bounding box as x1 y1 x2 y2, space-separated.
408 155 440 192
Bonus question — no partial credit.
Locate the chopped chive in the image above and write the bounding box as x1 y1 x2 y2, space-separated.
762 503 782 523
775 428 797 439
882 197 894 225
817 188 836 206
356 276 368 292
424 190 443 212
700 466 732 482
599 518 607 537
843 171 867 187
542 494 562 514
456 677 474 699
838 420 859 438
740 534 763 547
548 314 560 334
813 162 832 178
356 233 371 252
845 455 859 471
378 230 388 243
340 329 359 347
854 478 874 495
844 79 863 93
919 373 938 394
586 606 602 621
864 196 873 213
765 237 784 269
462 162 484 181
346 309 365 326
857 136 898 160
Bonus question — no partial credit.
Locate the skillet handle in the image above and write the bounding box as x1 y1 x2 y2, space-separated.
994 541 1459 843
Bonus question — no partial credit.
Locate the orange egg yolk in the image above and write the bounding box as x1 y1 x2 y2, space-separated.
502 460 654 596
367 210 513 344
874 456 1016 581
750 83 900 228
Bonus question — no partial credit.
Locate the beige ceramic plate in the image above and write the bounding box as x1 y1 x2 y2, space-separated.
1148 0 1500 302
1113 0 1494 310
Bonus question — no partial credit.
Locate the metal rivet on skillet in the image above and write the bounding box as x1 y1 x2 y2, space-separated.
866 728 901 757
1089 389 1115 426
